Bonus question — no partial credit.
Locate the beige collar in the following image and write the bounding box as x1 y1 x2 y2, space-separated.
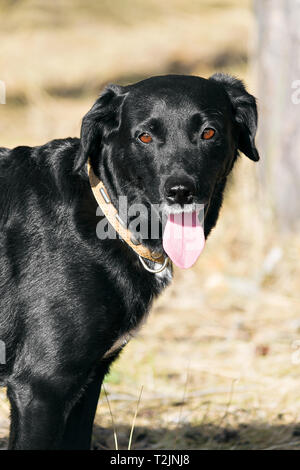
87 161 167 266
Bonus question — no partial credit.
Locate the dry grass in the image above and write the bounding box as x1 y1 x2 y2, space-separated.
1 0 300 450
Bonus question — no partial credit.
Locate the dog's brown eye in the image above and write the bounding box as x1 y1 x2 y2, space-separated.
139 133 152 144
202 128 215 140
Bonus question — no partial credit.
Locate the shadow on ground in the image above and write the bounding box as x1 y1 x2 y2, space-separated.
1 422 300 450
92 422 300 450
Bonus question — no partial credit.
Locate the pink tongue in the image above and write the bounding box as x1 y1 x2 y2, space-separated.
163 211 205 269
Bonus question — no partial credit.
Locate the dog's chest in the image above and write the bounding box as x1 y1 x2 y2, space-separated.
102 324 141 359
102 265 172 359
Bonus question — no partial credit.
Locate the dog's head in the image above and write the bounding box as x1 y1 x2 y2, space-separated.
76 74 259 265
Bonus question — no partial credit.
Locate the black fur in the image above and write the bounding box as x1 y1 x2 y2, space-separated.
0 74 259 449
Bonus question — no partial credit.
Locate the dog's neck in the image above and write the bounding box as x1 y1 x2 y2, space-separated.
87 160 169 274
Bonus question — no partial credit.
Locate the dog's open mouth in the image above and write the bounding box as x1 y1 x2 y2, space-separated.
162 206 205 269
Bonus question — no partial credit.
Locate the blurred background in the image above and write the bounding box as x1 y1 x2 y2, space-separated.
0 0 300 450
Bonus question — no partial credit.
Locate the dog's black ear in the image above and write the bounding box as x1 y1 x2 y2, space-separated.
74 84 125 173
209 73 259 162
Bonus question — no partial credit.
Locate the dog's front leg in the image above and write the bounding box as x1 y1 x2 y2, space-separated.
61 355 119 450
7 381 71 450
61 364 106 450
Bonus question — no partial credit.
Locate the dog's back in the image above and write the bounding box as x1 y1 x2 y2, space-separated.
0 140 86 383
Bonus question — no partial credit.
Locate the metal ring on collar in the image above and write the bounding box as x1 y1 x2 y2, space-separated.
138 255 169 274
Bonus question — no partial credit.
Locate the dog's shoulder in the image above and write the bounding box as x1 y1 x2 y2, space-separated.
0 138 81 227
0 137 79 171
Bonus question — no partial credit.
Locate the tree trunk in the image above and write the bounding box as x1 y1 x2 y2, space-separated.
254 0 300 231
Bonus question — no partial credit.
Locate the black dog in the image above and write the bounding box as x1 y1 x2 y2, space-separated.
0 74 259 449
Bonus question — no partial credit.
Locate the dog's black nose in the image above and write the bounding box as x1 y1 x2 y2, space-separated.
164 175 196 206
